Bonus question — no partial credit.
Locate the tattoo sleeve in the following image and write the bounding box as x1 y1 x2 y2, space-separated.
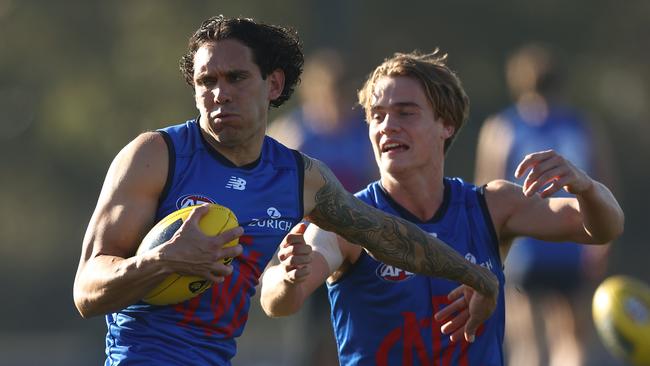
304 155 497 296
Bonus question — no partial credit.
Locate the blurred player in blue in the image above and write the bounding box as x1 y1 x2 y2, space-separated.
475 43 620 366
73 15 499 365
260 49 624 365
268 48 378 193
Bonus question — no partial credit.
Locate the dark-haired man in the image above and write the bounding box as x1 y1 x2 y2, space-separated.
73 16 498 365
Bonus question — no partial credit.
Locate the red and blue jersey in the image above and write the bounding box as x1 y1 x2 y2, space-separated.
104 120 304 365
327 178 506 366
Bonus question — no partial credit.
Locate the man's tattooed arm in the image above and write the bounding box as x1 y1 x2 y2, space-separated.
302 154 498 297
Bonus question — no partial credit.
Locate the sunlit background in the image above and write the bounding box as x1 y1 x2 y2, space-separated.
1 0 648 365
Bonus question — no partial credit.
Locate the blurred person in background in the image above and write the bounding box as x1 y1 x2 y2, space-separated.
268 48 378 193
475 43 621 366
73 15 499 365
260 49 624 365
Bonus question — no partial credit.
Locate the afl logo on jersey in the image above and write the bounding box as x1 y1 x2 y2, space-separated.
176 194 216 209
376 263 415 282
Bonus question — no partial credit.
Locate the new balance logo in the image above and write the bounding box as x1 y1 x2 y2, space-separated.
225 176 247 190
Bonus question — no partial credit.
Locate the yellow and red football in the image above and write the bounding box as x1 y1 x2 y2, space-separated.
137 204 239 305
592 275 650 366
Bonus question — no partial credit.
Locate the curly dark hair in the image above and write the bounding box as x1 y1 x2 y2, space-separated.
179 15 304 108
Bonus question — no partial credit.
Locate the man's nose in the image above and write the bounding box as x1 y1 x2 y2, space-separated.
380 113 400 133
212 84 232 104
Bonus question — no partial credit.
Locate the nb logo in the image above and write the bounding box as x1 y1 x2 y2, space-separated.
225 176 247 190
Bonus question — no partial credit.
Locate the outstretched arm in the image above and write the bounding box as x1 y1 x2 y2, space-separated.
301 154 498 299
490 149 624 246
438 149 625 342
260 223 334 317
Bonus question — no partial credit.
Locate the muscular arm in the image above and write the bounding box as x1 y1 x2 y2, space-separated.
73 132 170 318
301 154 498 298
73 132 242 318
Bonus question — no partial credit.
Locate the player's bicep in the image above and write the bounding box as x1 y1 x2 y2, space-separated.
82 132 168 261
490 181 589 243
302 153 380 245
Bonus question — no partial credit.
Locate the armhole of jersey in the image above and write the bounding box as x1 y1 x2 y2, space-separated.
476 184 502 267
291 149 305 219
327 249 367 286
157 130 175 208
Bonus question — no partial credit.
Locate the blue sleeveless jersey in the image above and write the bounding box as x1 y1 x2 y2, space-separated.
500 106 595 274
104 120 304 365
327 178 505 366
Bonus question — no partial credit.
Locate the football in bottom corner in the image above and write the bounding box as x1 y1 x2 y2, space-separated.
592 275 650 366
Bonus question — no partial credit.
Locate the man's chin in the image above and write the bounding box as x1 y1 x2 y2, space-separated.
203 129 240 148
381 160 409 175
213 134 241 147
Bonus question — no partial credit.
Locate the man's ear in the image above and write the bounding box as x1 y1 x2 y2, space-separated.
443 123 455 139
267 69 285 101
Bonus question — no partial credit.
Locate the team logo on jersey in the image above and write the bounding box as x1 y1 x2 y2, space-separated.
176 194 216 209
225 176 247 190
377 297 474 364
376 263 415 282
248 207 293 232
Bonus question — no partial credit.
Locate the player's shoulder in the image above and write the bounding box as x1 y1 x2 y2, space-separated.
483 179 523 205
134 130 167 144
481 179 528 236
121 131 168 159
484 178 514 191
109 131 169 183
483 178 545 218
299 152 332 182
299 152 334 217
